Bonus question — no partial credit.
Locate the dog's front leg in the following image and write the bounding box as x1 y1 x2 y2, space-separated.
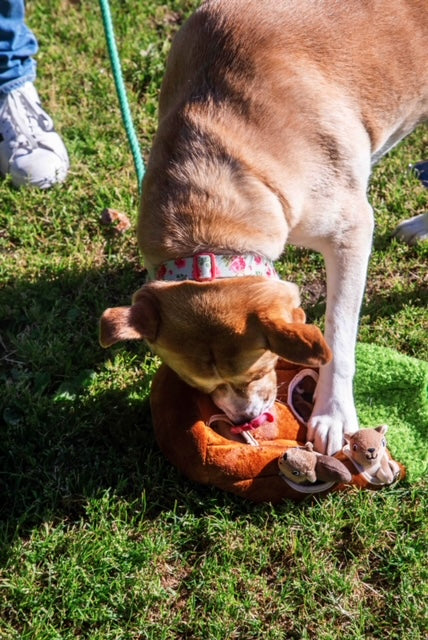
307 204 374 455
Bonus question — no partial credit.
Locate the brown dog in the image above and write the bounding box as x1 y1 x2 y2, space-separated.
100 0 427 454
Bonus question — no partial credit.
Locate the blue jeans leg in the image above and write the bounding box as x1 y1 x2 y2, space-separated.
0 0 38 95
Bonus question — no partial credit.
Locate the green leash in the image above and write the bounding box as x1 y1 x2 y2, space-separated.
99 0 146 192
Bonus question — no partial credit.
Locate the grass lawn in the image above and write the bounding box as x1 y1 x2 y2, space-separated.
0 1 427 638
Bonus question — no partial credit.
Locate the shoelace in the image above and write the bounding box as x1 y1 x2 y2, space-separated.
19 89 54 135
0 87 53 157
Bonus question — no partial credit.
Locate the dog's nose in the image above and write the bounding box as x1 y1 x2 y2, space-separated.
234 412 257 425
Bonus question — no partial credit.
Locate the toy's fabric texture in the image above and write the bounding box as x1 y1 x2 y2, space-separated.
152 360 314 503
150 343 426 503
278 442 353 486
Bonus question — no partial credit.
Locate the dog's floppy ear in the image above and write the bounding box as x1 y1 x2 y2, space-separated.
99 290 159 347
259 317 332 366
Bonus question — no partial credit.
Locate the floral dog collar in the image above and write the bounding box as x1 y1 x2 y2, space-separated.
152 253 279 282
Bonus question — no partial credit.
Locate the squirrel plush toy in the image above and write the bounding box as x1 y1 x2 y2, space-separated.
343 425 400 485
278 427 401 493
278 442 352 486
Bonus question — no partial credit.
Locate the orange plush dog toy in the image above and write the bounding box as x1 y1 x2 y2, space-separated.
150 360 404 503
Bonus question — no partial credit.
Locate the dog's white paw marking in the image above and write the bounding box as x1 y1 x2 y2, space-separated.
308 405 359 456
393 212 428 245
307 415 342 456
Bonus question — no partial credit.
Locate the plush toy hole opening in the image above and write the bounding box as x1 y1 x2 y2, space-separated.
287 369 317 424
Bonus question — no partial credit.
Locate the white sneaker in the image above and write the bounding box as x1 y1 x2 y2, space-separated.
0 81 69 188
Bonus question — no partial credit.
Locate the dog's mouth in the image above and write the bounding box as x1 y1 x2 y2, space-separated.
210 383 277 428
229 411 275 434
219 397 277 427
207 409 275 436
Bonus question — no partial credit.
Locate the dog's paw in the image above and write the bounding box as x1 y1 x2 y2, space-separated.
307 415 344 456
393 212 428 245
307 413 358 456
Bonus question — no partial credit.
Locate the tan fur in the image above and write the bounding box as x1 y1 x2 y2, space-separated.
100 277 331 424
100 0 427 451
139 0 427 266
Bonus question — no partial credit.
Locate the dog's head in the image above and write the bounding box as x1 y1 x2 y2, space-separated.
99 277 331 424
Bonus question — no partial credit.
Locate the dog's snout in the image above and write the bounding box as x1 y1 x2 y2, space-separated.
234 411 259 425
211 372 276 427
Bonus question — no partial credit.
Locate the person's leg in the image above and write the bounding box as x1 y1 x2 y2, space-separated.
0 0 69 188
0 0 38 93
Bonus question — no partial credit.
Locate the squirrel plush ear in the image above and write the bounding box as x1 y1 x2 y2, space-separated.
344 432 352 444
375 424 388 436
99 290 160 347
258 316 332 367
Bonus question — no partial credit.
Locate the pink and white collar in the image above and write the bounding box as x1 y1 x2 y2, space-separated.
151 253 278 282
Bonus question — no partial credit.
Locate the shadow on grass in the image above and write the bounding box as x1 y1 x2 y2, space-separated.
2 261 425 565
1 264 241 560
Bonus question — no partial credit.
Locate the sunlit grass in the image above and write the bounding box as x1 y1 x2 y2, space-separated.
0 1 426 638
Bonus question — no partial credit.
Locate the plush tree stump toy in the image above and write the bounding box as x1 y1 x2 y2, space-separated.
150 359 404 503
